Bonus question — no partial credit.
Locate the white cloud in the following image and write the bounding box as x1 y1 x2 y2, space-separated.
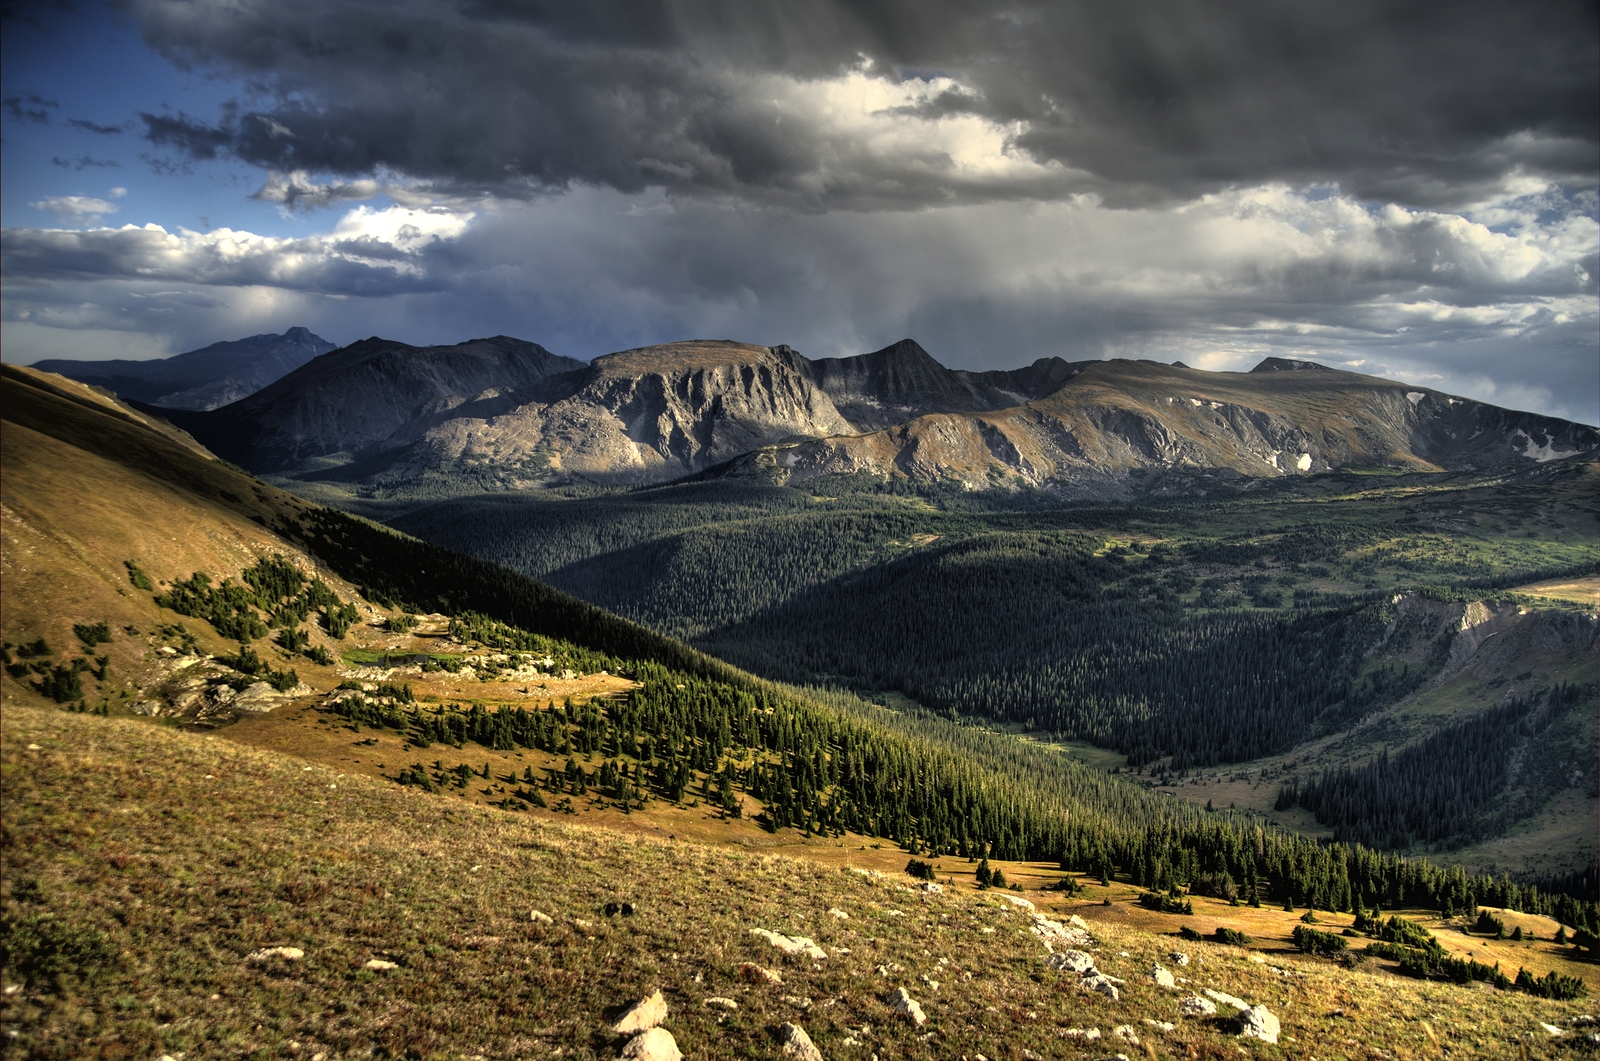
30 195 120 223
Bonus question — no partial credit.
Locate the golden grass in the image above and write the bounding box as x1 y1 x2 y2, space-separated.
5 703 1596 1061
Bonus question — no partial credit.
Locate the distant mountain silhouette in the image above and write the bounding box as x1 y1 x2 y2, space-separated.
32 327 337 410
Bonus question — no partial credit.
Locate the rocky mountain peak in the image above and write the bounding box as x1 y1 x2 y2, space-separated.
1252 357 1332 373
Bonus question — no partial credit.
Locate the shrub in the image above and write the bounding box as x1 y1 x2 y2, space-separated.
1179 925 1203 941
72 622 112 648
1139 892 1194 915
905 859 935 881
1292 925 1348 956
1214 927 1251 946
123 560 153 591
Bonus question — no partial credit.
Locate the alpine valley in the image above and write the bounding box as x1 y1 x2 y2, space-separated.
3 333 1597 1061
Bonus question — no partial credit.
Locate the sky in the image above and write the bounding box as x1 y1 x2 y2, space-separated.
2 0 1597 424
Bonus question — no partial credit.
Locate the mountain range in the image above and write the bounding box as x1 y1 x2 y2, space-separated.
31 327 336 411
153 334 1597 495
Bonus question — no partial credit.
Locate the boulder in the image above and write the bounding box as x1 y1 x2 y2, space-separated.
1143 1019 1175 1033
826 908 850 920
739 962 784 985
245 946 303 963
1031 915 1095 949
1168 951 1189 966
999 894 1036 911
778 1022 824 1061
1239 1004 1280 1045
921 882 943 894
1202 987 1251 1011
885 987 927 1026
530 910 554 925
751 929 827 960
1045 950 1097 974
612 990 669 1035
363 959 398 971
1080 974 1120 1001
703 997 738 1010
1150 964 1176 988
1178 995 1217 1017
1112 1024 1140 1045
621 1027 682 1061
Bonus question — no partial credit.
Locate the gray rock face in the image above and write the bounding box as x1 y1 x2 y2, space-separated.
1150 964 1176 988
1178 995 1217 1017
1080 973 1121 1001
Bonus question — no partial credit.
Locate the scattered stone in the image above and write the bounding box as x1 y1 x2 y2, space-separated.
703 997 738 1011
1045 950 1097 974
777 1022 823 1061
920 882 943 894
782 995 813 1011
620 1027 681 1061
1143 1019 1175 1034
25 744 41 751
1080 974 1120 1001
1178 995 1217 1017
999 894 1036 911
1168 951 1189 966
1239 1004 1280 1045
1021 1050 1044 1060
362 959 398 971
1031 914 1095 950
245 946 304 963
1112 1024 1140 1045
884 987 927 1026
1150 964 1176 988
826 908 850 920
612 990 669 1035
1203 987 1251 1012
739 962 784 985
751 929 828 960
1064 1028 1101 1040
1541 1023 1564 1036
529 910 554 925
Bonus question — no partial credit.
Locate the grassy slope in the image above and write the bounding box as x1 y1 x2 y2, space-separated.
5 704 1593 1061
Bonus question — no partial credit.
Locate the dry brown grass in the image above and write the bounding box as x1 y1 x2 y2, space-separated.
4 703 1595 1061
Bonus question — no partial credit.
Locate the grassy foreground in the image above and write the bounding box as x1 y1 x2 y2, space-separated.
3 705 1592 1060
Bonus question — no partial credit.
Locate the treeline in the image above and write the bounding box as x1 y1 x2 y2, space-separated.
701 533 1409 767
1277 683 1599 849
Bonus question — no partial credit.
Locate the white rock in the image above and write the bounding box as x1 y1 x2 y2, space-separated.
1031 915 1095 949
781 995 813 1010
920 882 943 893
620 1027 681 1061
612 990 669 1035
885 987 927 1026
245 946 304 963
1080 974 1120 1001
1178 995 1217 1017
1064 1028 1101 1039
777 1022 823 1061
1168 951 1189 966
1113 1024 1140 1045
363 959 398 971
999 894 1035 911
826 908 850 920
1143 1019 1175 1033
1150 964 1176 988
1239 1005 1280 1044
1045 950 1097 974
1541 1023 1563 1036
530 909 554 925
1203 987 1252 1011
751 929 828 960
703 997 738 1010
25 744 41 751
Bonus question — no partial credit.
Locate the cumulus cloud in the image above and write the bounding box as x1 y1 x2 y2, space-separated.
30 195 121 223
251 171 383 212
122 0 1597 210
2 204 473 294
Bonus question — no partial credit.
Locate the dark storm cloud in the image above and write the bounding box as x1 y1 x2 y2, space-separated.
123 0 1598 209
